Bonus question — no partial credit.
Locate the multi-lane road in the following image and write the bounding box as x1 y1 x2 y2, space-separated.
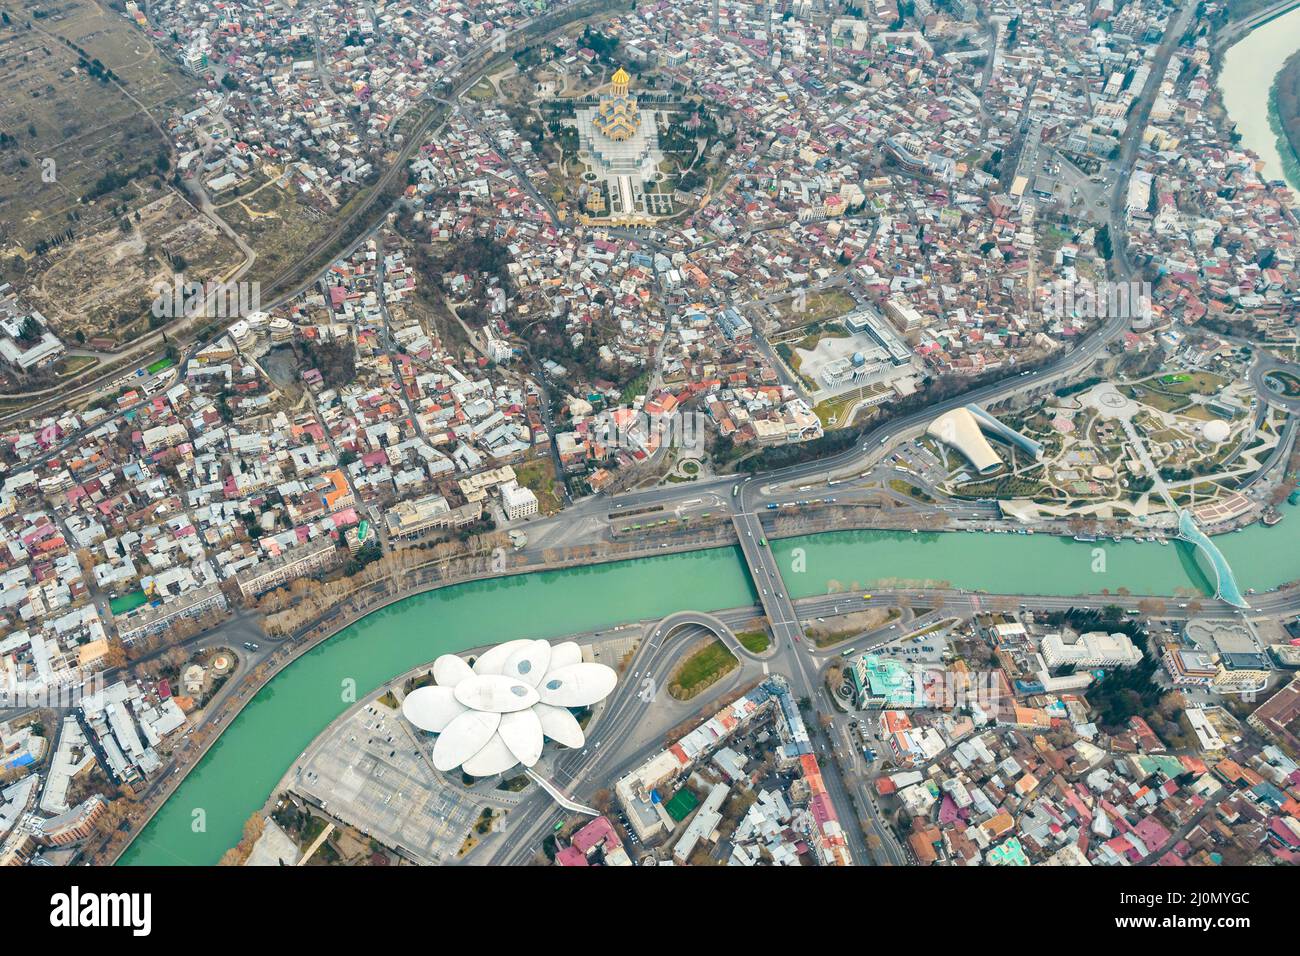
475 0 1250 867
90 0 1299 867
482 616 734 865
482 595 870 865
481 557 1300 864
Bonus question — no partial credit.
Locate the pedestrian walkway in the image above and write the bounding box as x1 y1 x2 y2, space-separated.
524 768 599 816
296 822 335 865
1118 416 1248 608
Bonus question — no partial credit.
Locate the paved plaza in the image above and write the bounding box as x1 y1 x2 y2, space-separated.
291 700 484 864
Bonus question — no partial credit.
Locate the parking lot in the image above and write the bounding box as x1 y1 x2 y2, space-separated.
291 701 483 864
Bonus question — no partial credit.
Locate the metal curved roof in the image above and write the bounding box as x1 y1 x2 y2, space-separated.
926 407 1003 475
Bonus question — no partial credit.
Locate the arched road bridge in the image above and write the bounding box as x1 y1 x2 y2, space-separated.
649 610 763 661
519 612 759 821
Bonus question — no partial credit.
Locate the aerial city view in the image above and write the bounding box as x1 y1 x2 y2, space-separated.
0 0 1299 913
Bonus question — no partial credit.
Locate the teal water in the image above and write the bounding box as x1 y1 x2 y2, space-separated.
1221 6 1300 193
121 509 1300 865
119 547 756 865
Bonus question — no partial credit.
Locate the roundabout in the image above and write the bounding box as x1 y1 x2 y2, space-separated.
1265 369 1300 399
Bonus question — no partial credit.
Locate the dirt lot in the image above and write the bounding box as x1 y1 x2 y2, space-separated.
25 191 238 341
0 1 196 246
221 173 335 287
804 607 901 648
0 1 244 344
769 287 857 332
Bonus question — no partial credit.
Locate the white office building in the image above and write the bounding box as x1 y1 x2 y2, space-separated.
500 480 539 521
1041 631 1142 671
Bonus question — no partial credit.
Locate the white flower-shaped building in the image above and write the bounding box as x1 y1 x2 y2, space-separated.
401 639 617 777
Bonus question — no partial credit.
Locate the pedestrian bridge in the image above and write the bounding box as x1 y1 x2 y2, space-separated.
1177 510 1248 609
1113 415 1248 610
524 768 600 816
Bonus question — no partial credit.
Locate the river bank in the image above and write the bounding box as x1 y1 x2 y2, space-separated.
1219 4 1300 192
116 502 1300 866
1271 50 1300 190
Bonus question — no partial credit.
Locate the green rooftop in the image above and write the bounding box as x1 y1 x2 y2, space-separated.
988 838 1030 866
109 590 148 615
664 787 700 822
851 655 917 706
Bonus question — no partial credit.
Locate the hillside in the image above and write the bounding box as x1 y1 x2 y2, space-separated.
1274 49 1300 184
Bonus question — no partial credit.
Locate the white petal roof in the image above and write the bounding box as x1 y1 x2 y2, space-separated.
401 640 618 776
472 639 533 676
548 641 583 670
538 662 618 708
498 709 545 767
401 685 467 733
534 702 585 749
461 732 519 777
453 674 540 713
432 653 474 688
432 710 500 771
504 640 552 687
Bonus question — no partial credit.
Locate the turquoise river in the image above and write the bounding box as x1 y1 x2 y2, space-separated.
120 508 1300 865
1219 5 1300 193
116 5 1300 869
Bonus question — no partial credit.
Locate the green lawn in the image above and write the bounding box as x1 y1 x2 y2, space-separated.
889 478 935 503
735 630 770 653
1158 371 1227 396
1127 384 1189 413
669 639 739 699
813 384 891 428
55 356 99 378
467 78 496 101
514 457 564 515
620 371 650 403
